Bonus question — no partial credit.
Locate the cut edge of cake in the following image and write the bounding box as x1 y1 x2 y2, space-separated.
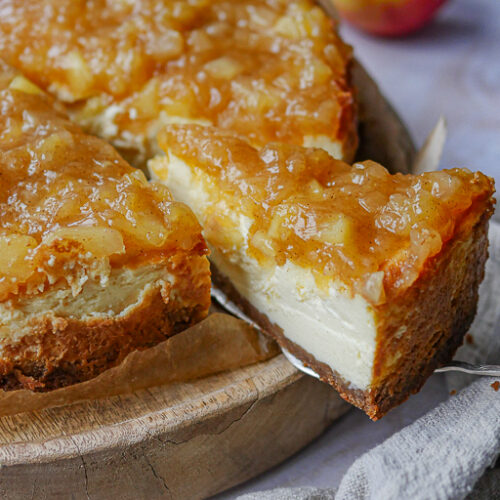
208 209 491 419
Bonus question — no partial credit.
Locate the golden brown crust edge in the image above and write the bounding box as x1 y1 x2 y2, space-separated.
368 209 491 419
211 211 492 420
0 255 211 392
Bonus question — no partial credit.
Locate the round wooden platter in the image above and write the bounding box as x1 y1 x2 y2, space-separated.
0 354 349 500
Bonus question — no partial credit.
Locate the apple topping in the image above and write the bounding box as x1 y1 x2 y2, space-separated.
0 0 356 162
158 125 495 304
0 82 207 300
8 75 43 96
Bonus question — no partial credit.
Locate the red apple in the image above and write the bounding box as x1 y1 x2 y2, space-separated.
331 0 448 37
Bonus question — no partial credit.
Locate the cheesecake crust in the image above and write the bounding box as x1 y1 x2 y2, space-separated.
0 252 211 392
211 212 491 420
369 210 491 419
0 281 208 392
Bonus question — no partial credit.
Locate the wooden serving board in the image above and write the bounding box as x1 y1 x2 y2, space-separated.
0 355 349 499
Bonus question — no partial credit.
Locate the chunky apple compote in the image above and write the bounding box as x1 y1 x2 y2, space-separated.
0 0 357 166
153 125 495 305
0 76 207 302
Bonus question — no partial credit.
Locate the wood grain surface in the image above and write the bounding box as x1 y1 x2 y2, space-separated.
0 355 348 499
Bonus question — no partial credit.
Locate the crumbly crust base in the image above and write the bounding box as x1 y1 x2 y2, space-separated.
0 258 211 392
211 212 491 420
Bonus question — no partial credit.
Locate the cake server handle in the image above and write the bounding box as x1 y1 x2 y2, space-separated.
434 361 500 376
211 287 500 378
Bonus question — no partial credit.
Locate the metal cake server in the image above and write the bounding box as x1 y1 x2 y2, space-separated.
211 287 500 378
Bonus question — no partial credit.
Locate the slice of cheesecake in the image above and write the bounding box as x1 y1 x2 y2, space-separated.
0 0 357 168
0 70 211 391
150 124 495 419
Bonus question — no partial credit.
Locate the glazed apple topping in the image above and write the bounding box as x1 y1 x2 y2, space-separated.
0 0 356 158
157 125 495 305
0 81 206 301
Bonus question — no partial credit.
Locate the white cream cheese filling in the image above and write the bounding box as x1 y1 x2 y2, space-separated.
150 153 377 390
0 264 176 346
213 249 377 389
72 101 214 167
74 97 347 170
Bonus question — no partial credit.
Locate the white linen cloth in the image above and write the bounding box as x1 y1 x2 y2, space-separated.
236 222 500 499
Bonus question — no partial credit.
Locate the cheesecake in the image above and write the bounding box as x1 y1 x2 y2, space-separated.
0 0 357 168
0 70 211 391
150 125 495 419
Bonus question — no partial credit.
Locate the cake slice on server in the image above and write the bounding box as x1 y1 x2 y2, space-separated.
0 70 211 391
150 125 495 419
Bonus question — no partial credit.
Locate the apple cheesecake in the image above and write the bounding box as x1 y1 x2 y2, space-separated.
150 125 495 419
0 71 211 391
0 0 357 168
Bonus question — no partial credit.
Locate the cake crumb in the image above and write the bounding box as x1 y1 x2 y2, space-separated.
465 334 474 345
491 381 499 392
450 389 456 396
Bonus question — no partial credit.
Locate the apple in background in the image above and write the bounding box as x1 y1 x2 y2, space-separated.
330 0 448 36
